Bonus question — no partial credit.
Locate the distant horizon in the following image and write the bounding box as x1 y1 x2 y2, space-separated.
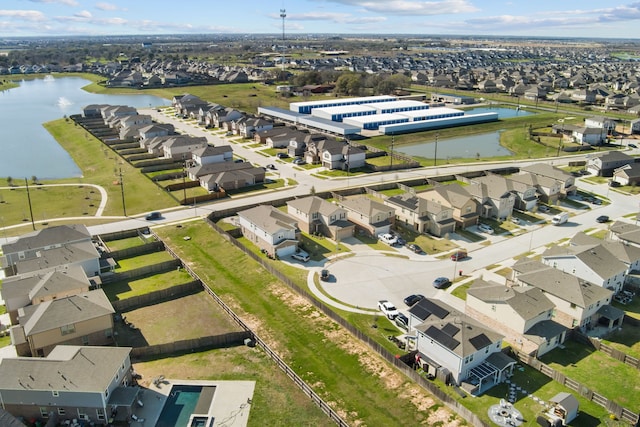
2 33 640 42
3 1 640 40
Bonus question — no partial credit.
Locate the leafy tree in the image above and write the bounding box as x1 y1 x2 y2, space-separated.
335 73 362 96
31 176 38 184
6 176 13 187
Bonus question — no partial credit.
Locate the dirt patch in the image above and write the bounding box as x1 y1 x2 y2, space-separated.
115 291 243 347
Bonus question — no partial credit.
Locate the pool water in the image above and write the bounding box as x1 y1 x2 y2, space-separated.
156 385 203 427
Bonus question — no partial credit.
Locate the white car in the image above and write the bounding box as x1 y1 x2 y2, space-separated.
291 250 310 263
378 233 399 246
377 300 399 319
477 223 494 234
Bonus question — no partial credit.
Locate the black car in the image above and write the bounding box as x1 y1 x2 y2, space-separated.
407 244 424 254
596 215 609 223
145 211 161 221
320 269 330 281
609 180 621 187
629 143 638 149
276 152 289 159
394 313 409 331
403 294 425 306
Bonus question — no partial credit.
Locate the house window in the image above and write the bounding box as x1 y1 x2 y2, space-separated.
82 335 89 345
570 303 576 309
105 389 109 397
78 409 88 420
97 408 105 420
52 390 59 397
491 305 496 312
58 408 66 416
40 407 49 418
60 324 75 336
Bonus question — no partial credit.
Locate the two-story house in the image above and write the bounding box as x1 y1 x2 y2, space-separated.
338 196 395 237
541 243 628 294
286 196 354 241
0 345 137 424
10 240 101 279
465 278 567 357
383 193 456 237
467 175 516 220
421 184 481 229
238 205 300 259
586 151 634 177
612 163 640 186
191 145 233 166
511 258 623 333
10 289 115 357
518 163 576 201
609 221 640 248
1 224 92 268
162 136 208 160
1 265 91 325
408 298 515 395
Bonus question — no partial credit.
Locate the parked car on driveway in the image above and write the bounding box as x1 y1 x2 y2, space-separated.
538 204 550 213
266 164 276 170
477 223 494 234
378 300 399 319
276 152 289 159
450 251 467 261
407 244 424 254
432 277 451 289
394 313 409 331
378 233 399 246
293 157 306 165
291 250 310 262
403 294 424 306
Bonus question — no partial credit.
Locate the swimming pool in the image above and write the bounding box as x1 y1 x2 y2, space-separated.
155 385 203 427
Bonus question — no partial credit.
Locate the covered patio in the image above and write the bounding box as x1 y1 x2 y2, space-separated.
462 352 516 395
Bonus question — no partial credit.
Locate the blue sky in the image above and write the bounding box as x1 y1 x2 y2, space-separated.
3 0 640 38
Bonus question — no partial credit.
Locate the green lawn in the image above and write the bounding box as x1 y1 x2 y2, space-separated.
114 251 175 271
104 236 148 251
103 269 194 301
155 220 466 426
41 118 178 218
539 340 640 412
601 326 640 360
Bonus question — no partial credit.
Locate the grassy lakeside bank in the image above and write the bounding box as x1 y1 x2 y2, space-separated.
0 118 178 234
43 118 178 215
155 220 467 426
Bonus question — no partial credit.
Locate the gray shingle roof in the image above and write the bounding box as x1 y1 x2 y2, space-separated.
238 205 298 235
516 268 612 308
2 224 90 255
0 345 131 392
19 289 114 336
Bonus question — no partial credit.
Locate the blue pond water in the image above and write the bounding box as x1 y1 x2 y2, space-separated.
156 385 203 427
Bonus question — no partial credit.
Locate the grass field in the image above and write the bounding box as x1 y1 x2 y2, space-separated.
104 269 194 301
114 251 175 271
40 119 177 217
539 340 640 412
155 220 467 426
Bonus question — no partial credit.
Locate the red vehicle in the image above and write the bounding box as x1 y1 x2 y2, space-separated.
450 251 467 261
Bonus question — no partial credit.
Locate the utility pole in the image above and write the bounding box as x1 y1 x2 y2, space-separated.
434 133 439 166
390 134 395 169
119 168 126 217
182 154 187 203
280 8 286 72
24 178 35 231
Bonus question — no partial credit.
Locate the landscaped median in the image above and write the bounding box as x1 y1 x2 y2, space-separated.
154 220 467 426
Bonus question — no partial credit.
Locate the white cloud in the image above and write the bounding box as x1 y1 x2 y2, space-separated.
95 2 119 11
314 0 478 15
74 10 92 19
27 0 79 6
0 10 46 21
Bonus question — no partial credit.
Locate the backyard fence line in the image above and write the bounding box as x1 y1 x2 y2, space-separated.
155 220 489 427
572 330 640 371
513 349 639 425
107 259 182 282
130 332 251 358
107 240 164 261
111 280 202 312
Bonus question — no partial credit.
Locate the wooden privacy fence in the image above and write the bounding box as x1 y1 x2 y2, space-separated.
130 332 251 358
513 350 639 425
157 220 489 427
